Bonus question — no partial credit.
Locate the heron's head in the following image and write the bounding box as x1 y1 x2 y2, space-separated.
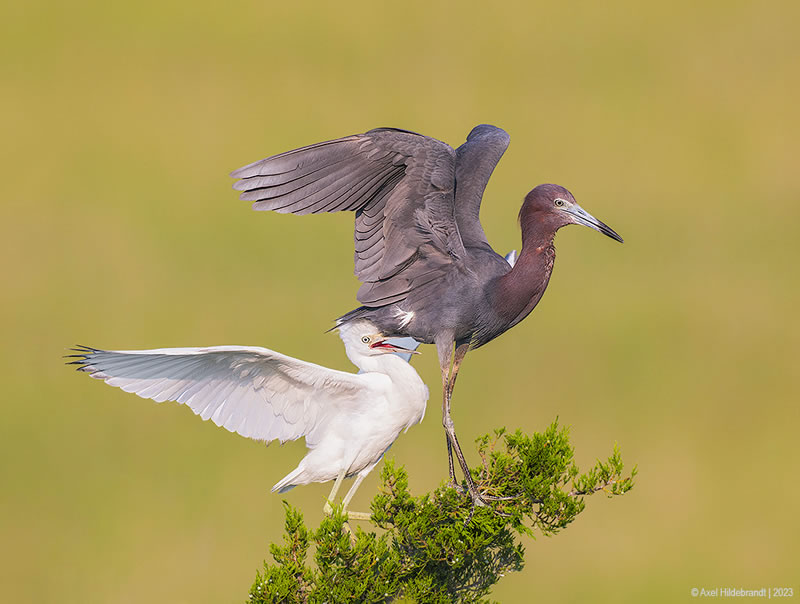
521 184 623 243
337 320 420 359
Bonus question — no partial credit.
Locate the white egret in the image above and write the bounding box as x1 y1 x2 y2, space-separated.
69 320 428 519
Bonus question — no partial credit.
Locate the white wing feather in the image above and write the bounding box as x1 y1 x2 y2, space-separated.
71 345 368 446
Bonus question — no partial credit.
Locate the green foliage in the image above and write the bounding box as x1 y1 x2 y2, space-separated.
249 421 635 603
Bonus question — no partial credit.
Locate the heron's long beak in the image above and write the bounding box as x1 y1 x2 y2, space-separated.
565 204 624 243
371 339 421 354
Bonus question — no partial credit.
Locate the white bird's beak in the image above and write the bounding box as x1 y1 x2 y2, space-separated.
370 339 421 354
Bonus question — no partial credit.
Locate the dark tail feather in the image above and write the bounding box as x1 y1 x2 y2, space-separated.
327 306 372 332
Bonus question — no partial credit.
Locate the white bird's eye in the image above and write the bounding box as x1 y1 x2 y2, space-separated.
361 336 371 344
554 198 567 207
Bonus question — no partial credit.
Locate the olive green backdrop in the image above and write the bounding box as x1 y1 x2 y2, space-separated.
3 1 798 602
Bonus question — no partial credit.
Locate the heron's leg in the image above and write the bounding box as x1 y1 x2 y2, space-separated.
341 471 371 521
446 434 458 486
444 341 469 401
322 469 347 517
437 339 459 485
444 341 488 507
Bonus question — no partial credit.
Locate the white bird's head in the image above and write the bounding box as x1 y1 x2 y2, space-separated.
337 320 419 363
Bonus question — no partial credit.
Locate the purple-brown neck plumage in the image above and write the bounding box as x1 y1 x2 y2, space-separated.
491 198 561 329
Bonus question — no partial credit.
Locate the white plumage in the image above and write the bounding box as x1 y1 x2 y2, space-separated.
70 320 428 517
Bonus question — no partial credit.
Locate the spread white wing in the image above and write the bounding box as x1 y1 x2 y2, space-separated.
69 345 368 447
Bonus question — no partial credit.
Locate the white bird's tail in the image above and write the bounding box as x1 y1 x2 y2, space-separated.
271 466 304 493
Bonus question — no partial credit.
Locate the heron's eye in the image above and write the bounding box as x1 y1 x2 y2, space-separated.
361 336 371 344
554 198 566 208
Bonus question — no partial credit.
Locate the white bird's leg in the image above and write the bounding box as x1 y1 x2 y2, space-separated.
322 469 347 516
340 471 371 521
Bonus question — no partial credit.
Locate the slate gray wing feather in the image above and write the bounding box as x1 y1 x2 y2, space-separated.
231 128 465 307
453 125 510 250
69 345 366 447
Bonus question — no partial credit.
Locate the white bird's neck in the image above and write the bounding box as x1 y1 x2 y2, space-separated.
355 353 421 385
350 352 429 427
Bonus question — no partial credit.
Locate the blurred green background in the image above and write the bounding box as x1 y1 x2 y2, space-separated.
3 0 798 602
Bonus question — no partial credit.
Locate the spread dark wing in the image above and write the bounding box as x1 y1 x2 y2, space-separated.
454 125 510 250
231 128 464 306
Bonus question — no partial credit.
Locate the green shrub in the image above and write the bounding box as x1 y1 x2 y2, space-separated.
249 420 636 603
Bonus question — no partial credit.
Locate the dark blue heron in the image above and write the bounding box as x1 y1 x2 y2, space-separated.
231 125 623 504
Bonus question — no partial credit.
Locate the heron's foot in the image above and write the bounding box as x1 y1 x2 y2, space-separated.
448 468 459 488
323 500 333 517
447 479 467 495
344 510 371 521
464 494 488 524
451 479 495 506
466 482 489 508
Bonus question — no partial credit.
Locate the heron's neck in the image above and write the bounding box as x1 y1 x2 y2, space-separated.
492 229 556 327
